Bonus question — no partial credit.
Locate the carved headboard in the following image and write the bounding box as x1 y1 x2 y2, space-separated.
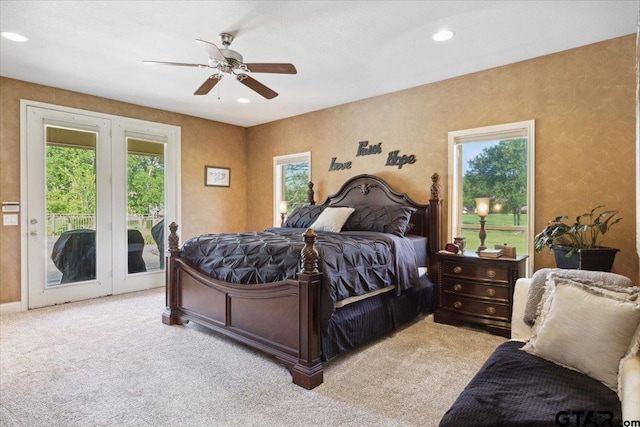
314 174 442 254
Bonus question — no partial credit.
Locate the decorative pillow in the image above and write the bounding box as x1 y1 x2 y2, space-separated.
522 276 640 391
283 205 325 228
310 207 355 233
619 320 640 397
523 268 633 326
342 205 416 236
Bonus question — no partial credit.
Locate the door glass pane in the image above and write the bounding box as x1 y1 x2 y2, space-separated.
46 126 97 286
126 138 165 273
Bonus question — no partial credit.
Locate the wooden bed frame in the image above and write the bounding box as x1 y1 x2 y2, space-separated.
162 173 443 389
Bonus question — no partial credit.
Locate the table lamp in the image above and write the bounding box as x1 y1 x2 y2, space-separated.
475 197 490 251
279 201 288 227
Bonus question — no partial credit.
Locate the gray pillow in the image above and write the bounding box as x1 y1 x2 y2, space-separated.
523 268 633 326
342 205 416 236
283 205 325 228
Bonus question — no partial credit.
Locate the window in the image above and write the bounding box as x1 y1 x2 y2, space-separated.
448 121 535 273
126 137 165 272
273 152 311 226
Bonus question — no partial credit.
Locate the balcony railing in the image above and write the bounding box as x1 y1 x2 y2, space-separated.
47 214 163 242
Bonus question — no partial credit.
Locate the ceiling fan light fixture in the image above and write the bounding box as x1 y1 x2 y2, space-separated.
433 29 455 42
1 31 28 42
144 33 294 100
237 98 250 103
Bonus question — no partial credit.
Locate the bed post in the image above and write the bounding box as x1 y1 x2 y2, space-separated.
162 222 182 325
428 173 443 285
291 228 323 389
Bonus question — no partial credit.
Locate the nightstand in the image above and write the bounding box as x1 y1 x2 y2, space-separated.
433 252 528 338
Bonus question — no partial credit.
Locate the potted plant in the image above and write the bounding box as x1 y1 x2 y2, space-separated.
534 205 622 271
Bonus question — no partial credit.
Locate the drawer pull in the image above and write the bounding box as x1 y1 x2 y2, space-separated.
485 269 496 278
453 266 462 274
453 283 463 292
486 288 496 297
486 306 496 315
453 301 462 309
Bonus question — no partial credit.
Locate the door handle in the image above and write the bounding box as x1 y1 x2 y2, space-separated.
30 230 38 236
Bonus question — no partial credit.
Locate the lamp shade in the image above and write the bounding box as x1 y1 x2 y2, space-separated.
475 198 490 217
279 201 288 214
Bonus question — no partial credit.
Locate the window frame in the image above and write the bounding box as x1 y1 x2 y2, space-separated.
273 151 311 227
448 120 535 275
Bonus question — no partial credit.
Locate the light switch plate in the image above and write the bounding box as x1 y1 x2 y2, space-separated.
3 214 18 226
2 203 20 213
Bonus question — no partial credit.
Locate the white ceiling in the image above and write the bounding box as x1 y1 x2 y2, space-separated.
1 1 637 128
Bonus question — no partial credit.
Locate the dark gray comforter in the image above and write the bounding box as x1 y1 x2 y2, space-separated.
439 341 622 427
180 227 421 306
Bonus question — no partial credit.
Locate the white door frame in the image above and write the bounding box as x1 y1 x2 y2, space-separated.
111 120 180 294
20 100 181 310
24 105 113 309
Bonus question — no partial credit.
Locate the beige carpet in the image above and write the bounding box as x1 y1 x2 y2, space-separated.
0 288 505 427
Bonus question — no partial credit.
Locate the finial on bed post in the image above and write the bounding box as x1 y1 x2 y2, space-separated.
168 222 180 256
307 181 316 206
301 228 319 273
430 173 442 201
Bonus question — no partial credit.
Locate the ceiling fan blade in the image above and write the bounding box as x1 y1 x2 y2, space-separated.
195 39 226 63
194 75 223 95
236 74 278 99
143 60 209 68
244 63 297 74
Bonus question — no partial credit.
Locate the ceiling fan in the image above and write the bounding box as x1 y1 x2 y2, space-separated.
143 33 297 99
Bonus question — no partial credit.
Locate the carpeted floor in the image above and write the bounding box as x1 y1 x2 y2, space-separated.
0 288 505 426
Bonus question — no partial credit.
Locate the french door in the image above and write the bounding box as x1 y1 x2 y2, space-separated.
22 101 180 309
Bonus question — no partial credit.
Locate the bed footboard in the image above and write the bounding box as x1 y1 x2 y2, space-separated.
162 223 324 389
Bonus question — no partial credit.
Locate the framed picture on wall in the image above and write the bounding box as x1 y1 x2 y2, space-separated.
205 166 230 187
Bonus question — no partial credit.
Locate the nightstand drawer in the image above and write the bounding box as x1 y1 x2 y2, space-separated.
441 277 510 302
442 294 510 321
441 260 509 283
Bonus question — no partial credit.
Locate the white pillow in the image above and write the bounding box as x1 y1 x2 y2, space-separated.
522 276 640 391
619 316 640 397
310 207 355 233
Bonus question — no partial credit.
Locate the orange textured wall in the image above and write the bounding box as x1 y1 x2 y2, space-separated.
0 77 247 304
246 35 638 280
1 35 637 306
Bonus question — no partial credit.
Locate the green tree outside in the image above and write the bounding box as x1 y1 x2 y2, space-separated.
127 153 164 216
46 146 164 240
46 146 96 215
283 161 309 214
462 138 527 225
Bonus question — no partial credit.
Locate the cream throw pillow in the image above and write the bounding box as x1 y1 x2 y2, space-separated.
522 276 640 391
310 207 355 233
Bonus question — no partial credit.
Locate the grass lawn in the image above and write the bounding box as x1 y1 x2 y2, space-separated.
459 214 527 254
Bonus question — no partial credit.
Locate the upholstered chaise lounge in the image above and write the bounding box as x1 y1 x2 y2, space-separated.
439 270 640 427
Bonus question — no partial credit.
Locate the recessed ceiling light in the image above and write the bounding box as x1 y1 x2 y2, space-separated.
237 98 250 103
1 32 28 42
432 30 455 42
